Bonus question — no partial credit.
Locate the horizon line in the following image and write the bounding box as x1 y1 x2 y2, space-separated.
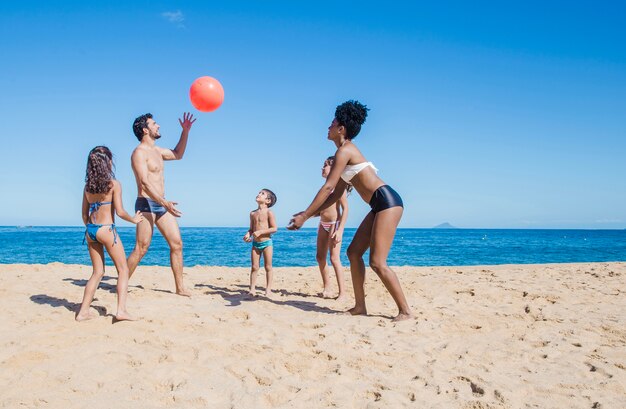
3 225 625 231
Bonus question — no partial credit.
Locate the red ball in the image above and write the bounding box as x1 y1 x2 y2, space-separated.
189 76 224 112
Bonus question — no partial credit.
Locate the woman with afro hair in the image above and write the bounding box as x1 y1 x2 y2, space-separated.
288 101 413 322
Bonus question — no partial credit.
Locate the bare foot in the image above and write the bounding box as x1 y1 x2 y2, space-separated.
320 289 333 299
75 310 96 322
115 311 136 321
264 291 273 299
344 306 367 316
391 312 414 322
247 291 257 298
335 294 348 303
176 288 192 297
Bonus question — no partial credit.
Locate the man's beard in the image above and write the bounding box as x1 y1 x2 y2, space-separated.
151 131 161 140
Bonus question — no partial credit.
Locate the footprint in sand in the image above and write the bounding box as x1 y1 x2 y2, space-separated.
456 376 485 397
127 358 143 368
455 289 475 297
301 339 318 348
366 390 382 402
494 389 507 404
585 362 613 378
158 353 171 363
232 310 251 321
253 373 272 386
313 350 336 361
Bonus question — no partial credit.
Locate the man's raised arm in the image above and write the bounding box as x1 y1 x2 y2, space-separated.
161 112 196 160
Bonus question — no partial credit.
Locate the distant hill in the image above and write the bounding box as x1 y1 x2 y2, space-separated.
433 222 458 229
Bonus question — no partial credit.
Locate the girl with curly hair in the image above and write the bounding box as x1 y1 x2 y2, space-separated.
289 101 413 322
77 146 143 322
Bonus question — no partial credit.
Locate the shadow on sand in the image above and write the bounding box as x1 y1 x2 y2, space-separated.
62 276 144 294
195 283 338 315
62 276 117 293
29 293 107 317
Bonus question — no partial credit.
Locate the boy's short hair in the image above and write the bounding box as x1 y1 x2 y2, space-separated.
262 188 277 207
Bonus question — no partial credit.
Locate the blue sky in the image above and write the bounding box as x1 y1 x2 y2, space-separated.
1 1 625 229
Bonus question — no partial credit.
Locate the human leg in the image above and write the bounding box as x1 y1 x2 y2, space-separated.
369 206 413 321
103 232 135 321
345 211 375 315
263 245 274 297
127 212 155 278
249 248 261 296
328 224 346 301
315 224 332 297
76 238 106 321
156 213 190 296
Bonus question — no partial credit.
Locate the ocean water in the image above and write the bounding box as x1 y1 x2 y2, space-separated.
0 226 624 267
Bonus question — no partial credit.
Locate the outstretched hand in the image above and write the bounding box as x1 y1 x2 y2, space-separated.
179 112 196 131
132 211 144 225
287 212 306 230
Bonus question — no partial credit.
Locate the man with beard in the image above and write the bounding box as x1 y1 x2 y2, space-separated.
127 112 196 297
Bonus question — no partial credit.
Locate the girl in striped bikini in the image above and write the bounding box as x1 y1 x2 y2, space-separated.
315 156 349 302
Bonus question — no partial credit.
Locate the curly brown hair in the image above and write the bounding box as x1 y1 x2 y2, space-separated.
85 146 114 194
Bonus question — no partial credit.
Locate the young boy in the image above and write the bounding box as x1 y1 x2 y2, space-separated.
243 189 277 297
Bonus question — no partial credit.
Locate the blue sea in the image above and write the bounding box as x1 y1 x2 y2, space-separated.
0 226 624 267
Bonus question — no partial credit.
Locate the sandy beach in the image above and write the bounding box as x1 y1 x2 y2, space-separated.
0 262 624 408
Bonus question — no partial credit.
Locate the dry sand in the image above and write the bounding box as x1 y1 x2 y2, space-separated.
0 262 624 408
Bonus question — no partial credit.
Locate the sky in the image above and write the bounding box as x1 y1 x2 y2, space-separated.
1 1 625 229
